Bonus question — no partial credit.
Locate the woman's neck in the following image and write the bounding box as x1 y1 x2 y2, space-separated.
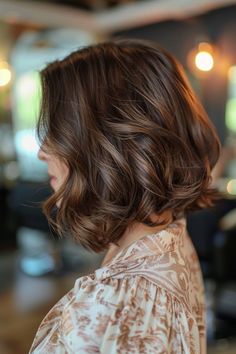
101 210 173 267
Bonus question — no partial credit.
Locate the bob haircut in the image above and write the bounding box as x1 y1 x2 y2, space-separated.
38 38 221 252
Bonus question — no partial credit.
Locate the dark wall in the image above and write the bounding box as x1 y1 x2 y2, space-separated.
114 5 236 144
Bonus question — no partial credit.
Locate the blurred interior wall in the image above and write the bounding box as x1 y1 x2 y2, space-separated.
115 5 236 144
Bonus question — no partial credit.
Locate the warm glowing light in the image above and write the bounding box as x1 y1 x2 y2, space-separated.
195 51 214 72
227 179 236 195
0 61 12 86
0 68 11 86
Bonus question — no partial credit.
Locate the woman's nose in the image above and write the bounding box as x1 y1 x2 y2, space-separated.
38 147 48 161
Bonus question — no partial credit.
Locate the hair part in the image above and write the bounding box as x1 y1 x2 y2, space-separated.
37 38 221 252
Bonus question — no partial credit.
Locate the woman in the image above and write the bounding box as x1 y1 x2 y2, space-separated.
29 39 220 353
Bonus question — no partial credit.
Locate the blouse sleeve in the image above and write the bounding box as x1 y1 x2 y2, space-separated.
59 275 203 354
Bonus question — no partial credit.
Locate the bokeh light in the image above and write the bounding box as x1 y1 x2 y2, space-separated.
195 50 214 72
227 179 236 195
0 61 12 86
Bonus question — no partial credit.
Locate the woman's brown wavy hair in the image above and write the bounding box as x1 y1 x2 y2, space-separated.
37 38 221 252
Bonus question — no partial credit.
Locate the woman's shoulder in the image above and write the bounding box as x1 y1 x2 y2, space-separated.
29 217 206 353
30 270 205 353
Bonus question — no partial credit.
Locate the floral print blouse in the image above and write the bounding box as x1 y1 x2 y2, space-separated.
29 218 206 353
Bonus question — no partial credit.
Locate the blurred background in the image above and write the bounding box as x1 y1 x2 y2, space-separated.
1 1 236 353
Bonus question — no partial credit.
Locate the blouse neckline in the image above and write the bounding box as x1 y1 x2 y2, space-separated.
99 217 186 270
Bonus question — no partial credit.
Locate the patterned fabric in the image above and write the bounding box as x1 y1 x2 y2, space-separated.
29 218 206 353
